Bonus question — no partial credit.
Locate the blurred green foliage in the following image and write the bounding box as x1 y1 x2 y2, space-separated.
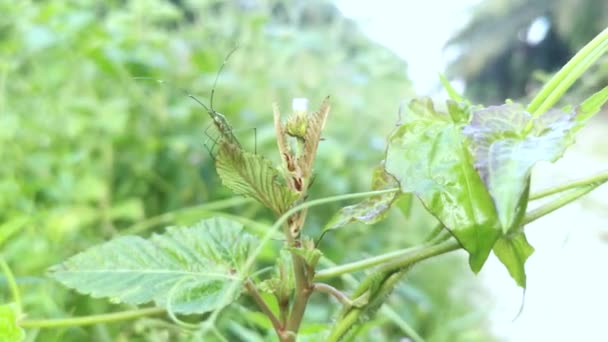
1 0 495 340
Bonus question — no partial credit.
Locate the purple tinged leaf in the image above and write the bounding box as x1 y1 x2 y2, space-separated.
463 103 576 233
385 98 501 273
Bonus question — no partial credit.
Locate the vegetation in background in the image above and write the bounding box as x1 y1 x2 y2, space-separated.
2 0 607 339
0 0 495 341
445 0 608 103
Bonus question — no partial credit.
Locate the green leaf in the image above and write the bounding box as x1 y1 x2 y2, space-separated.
438 73 469 105
463 103 578 233
49 217 256 314
493 233 535 288
385 98 500 272
216 141 298 215
576 85 608 124
258 251 294 301
286 246 323 269
0 303 24 342
323 165 400 232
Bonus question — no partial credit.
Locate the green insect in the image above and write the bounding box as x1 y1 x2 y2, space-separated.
185 46 241 148
134 46 242 150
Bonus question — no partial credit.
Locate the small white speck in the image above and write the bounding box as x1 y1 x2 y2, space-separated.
292 98 308 112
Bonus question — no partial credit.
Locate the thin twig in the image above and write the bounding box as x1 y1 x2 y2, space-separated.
313 283 352 307
244 279 284 335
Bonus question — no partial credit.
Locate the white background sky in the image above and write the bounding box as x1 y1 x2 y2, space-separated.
335 0 482 94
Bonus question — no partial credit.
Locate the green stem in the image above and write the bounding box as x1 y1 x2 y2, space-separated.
377 240 461 274
329 269 409 342
203 188 400 333
529 170 608 200
317 258 424 342
316 176 606 281
423 222 444 242
19 307 165 329
527 26 608 116
381 308 425 342
0 258 21 311
314 244 423 281
524 183 602 224
244 279 285 338
313 283 352 307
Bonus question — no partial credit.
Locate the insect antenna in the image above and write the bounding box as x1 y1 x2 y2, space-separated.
209 45 239 113
133 45 244 149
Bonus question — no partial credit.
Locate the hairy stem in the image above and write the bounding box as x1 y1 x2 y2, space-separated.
328 268 409 342
318 258 424 342
244 279 285 339
313 283 352 307
19 308 165 329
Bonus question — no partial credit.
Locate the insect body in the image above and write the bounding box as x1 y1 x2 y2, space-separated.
134 46 244 152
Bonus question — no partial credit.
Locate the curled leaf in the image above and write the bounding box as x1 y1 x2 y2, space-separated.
323 165 401 232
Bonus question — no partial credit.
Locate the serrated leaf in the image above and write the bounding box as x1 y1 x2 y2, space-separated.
297 97 331 177
323 165 400 232
493 233 535 288
286 246 323 269
258 251 294 301
463 103 577 233
0 303 24 342
49 217 256 314
216 142 298 214
385 98 501 272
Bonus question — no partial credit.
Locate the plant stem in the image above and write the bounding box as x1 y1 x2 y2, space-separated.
314 244 424 281
524 183 602 224
0 258 21 312
244 279 285 339
328 268 409 342
203 188 400 337
313 283 352 307
529 170 608 200
527 26 608 116
377 240 461 274
317 258 424 342
19 307 165 329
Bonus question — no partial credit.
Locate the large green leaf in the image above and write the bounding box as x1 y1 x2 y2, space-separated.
493 232 535 288
323 165 401 232
463 103 578 233
49 217 257 314
216 141 298 215
385 98 500 272
0 303 24 342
